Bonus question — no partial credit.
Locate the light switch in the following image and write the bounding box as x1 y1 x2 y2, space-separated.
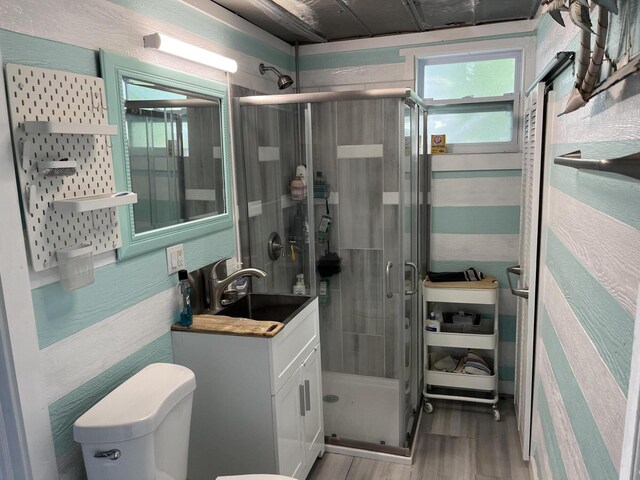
166 244 185 274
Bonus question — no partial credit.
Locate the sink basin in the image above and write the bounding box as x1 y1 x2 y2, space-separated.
212 293 313 324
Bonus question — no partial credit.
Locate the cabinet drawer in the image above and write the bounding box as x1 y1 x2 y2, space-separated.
270 299 319 394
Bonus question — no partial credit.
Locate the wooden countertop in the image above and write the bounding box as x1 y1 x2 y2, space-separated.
171 314 284 338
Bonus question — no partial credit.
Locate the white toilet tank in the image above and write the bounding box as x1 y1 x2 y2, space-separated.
74 363 196 480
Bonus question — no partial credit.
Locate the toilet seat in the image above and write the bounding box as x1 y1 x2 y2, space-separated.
216 476 296 480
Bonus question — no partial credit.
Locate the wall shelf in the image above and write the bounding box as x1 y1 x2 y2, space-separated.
53 192 137 213
7 63 124 272
23 121 118 135
555 150 640 181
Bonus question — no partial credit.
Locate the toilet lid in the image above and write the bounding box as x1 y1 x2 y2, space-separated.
216 476 296 480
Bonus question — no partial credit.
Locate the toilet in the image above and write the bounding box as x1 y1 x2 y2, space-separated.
73 363 295 480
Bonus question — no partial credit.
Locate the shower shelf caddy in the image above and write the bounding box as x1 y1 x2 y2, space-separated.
6 63 136 280
422 276 501 421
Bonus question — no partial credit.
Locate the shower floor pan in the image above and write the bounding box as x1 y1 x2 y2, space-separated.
322 372 405 454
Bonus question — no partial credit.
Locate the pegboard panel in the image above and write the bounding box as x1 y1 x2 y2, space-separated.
6 64 122 272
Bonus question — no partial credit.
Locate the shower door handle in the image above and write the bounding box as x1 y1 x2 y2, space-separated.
405 262 418 295
506 265 529 299
385 261 393 298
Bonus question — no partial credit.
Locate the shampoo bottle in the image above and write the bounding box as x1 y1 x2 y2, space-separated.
296 165 307 187
319 278 330 305
291 176 305 200
425 311 440 332
293 274 306 295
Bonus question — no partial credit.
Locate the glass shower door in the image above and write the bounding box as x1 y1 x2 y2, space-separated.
309 97 418 452
237 102 314 295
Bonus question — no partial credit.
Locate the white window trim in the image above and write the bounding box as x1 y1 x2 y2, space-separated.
418 50 523 154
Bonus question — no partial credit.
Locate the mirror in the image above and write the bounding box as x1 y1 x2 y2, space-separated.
124 79 225 233
101 51 233 258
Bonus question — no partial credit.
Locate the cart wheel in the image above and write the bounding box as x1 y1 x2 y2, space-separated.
423 402 434 414
493 408 501 422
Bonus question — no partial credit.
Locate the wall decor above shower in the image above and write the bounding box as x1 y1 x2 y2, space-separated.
5 63 134 274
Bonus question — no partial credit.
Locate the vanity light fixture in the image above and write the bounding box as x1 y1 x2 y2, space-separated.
143 33 238 73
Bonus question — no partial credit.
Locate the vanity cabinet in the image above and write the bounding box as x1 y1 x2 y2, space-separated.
274 345 323 478
172 298 324 480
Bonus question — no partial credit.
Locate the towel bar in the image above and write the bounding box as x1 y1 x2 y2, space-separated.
554 150 640 181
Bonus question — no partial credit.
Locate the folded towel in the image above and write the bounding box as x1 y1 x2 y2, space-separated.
427 268 485 283
462 351 492 376
433 355 458 373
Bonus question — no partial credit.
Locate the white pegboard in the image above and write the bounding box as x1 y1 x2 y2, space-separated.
6 64 122 272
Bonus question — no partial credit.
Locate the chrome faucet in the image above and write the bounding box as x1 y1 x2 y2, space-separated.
209 257 267 311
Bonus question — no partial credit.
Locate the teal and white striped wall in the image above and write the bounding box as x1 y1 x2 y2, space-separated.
531 8 640 479
0 1 294 477
430 155 522 394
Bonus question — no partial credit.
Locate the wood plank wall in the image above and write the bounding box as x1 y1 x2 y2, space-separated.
531 5 640 478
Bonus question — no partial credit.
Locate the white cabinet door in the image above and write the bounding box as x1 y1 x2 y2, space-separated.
273 367 305 479
301 346 323 465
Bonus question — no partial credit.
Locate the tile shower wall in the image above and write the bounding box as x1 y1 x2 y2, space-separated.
0 1 294 478
530 7 640 479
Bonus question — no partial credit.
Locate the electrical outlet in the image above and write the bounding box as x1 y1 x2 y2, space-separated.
166 244 185 274
225 257 240 275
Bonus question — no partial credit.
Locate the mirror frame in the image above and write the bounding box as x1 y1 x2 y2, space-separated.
100 50 233 259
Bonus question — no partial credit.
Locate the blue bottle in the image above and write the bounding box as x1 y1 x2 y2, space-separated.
178 269 193 327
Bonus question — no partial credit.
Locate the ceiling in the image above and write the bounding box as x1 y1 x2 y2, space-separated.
212 0 541 45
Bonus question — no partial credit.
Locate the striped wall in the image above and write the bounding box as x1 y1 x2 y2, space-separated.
531 6 640 478
298 28 534 395
0 2 293 478
430 161 521 393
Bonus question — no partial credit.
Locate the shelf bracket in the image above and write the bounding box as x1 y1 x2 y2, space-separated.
25 184 37 215
20 139 33 172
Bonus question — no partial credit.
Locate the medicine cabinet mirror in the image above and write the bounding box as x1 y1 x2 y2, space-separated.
101 50 232 258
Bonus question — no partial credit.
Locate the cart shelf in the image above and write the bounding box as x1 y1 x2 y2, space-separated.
425 331 496 350
425 370 497 391
422 275 501 421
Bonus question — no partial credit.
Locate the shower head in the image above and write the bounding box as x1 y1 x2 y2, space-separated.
259 63 294 90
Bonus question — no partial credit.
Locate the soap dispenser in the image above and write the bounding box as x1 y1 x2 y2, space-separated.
178 269 193 327
293 274 306 295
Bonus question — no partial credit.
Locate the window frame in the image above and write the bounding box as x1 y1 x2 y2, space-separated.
418 50 522 154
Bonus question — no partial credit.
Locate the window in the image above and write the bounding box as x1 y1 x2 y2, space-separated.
418 51 522 153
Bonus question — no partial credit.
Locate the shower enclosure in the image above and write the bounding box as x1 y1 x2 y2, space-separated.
235 89 427 455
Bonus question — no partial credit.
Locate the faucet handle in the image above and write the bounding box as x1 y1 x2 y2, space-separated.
211 257 232 280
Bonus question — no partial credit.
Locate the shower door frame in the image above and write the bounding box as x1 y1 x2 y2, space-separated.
397 99 425 452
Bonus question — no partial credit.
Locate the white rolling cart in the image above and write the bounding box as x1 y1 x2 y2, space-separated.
422 276 501 421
